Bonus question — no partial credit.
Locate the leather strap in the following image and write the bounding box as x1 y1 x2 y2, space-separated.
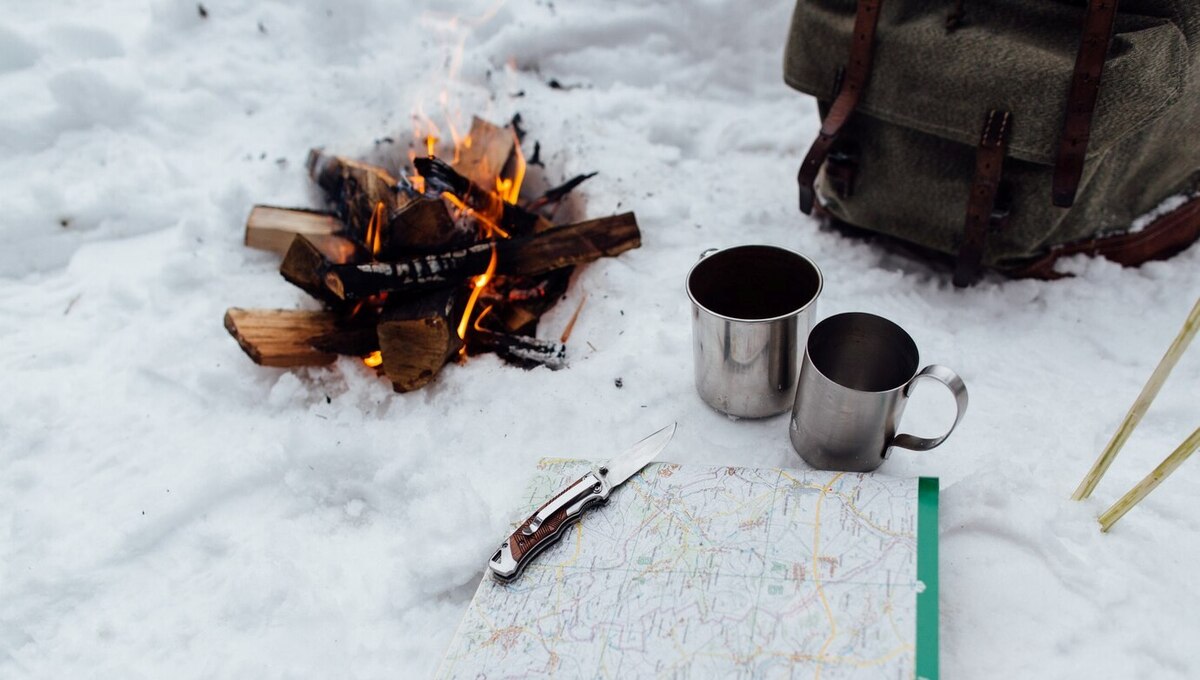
1051 0 1120 208
953 110 1012 287
1006 193 1200 279
797 0 884 214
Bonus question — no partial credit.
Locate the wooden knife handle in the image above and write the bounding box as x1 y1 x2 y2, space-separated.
489 471 608 582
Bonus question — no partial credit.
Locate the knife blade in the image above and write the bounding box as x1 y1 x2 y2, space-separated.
488 422 677 582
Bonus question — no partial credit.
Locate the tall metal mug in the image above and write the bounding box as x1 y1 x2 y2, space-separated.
686 245 823 418
789 312 968 472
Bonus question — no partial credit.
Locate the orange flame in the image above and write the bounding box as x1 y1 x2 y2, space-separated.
457 244 498 340
442 191 510 239
473 304 495 332
363 201 385 257
426 135 438 157
363 350 383 368
495 136 526 205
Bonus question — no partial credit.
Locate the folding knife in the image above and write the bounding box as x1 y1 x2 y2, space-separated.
488 422 677 582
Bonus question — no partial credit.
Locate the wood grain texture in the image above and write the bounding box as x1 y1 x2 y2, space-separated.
375 288 463 392
223 308 338 367
454 116 516 189
325 212 640 300
244 205 341 255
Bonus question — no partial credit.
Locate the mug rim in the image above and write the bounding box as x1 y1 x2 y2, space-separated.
803 312 921 394
685 244 824 325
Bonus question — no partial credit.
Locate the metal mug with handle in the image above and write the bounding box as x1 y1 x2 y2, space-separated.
789 312 968 472
686 245 823 418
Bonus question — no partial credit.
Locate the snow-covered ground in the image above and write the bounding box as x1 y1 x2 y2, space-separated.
2 1 1199 677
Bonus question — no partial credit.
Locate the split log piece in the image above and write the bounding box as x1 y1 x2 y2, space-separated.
453 117 516 189
308 150 401 242
413 156 549 236
376 288 464 392
324 212 639 301
280 234 364 304
381 197 472 256
224 308 338 367
244 205 341 255
224 308 380 367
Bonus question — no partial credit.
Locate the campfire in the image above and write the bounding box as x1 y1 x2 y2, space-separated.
224 116 641 391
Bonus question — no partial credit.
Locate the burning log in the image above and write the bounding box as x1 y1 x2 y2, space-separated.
323 212 640 301
380 197 471 257
280 234 364 305
376 288 464 392
454 117 517 189
308 150 399 242
413 156 549 236
226 114 637 392
485 271 572 334
244 206 341 255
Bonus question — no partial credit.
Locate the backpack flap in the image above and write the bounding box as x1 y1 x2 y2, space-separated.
784 1 1188 166
782 0 1195 268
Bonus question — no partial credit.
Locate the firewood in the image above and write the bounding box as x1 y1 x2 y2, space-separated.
244 205 341 255
381 197 471 256
528 172 598 211
308 149 400 242
485 271 572 334
468 328 567 370
224 308 379 367
376 288 464 392
323 212 640 301
413 156 549 236
454 117 516 189
224 308 338 367
280 234 364 304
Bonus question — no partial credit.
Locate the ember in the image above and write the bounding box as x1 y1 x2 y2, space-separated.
226 115 640 392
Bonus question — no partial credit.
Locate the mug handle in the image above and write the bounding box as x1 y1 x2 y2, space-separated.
891 365 969 451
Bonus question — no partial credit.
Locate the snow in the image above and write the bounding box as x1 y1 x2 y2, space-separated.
2 0 1199 678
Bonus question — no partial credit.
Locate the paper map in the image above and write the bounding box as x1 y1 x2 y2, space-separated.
437 460 939 679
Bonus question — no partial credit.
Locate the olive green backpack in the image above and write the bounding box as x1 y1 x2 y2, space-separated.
785 0 1200 285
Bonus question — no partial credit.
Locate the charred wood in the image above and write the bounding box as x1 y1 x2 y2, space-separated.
279 234 364 305
323 213 639 301
307 150 400 243
413 156 548 236
468 328 566 371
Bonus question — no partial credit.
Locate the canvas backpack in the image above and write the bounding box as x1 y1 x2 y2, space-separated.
784 0 1200 285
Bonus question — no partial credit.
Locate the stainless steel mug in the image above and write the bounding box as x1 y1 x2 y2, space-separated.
789 312 968 471
687 245 823 418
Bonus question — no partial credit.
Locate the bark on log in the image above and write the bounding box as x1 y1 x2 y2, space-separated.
413 156 549 236
244 206 341 255
376 288 464 392
280 234 364 304
323 212 639 301
308 150 399 242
